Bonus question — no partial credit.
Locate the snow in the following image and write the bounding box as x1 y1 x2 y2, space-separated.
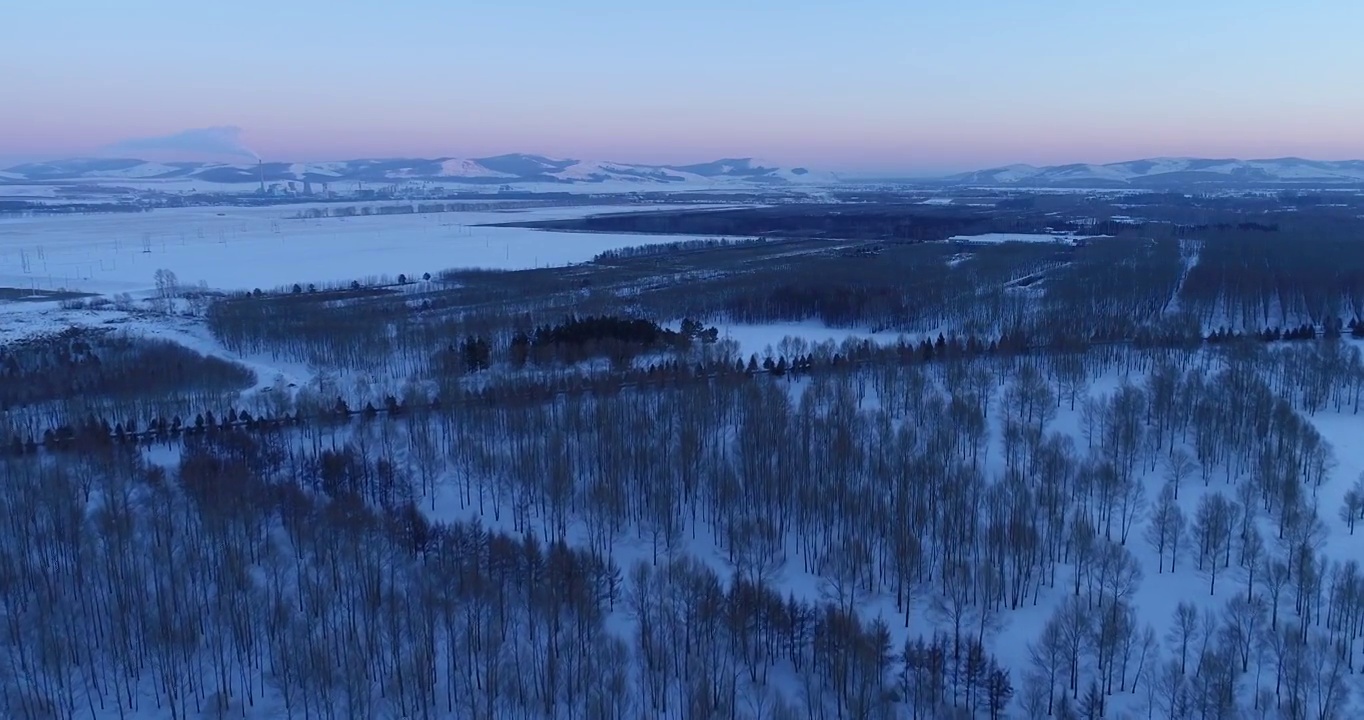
1054 163 1136 183
0 175 818 197
5 179 1359 715
958 157 1364 185
1302 410 1364 538
99 162 182 179
287 162 345 177
0 202 747 295
1 156 844 193
980 166 1039 183
0 304 308 392
549 160 678 182
6 299 1360 716
409 349 1364 718
1244 160 1364 181
715 321 904 356
436 158 515 178
947 232 1104 245
1134 157 1197 176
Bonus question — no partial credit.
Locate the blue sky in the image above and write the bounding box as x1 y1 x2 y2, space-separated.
4 0 1362 173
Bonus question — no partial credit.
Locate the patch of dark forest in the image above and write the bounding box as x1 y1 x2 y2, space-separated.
0 328 255 409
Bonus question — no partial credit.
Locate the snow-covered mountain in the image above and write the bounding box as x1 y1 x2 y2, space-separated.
19 153 1361 191
944 157 1364 187
0 154 836 188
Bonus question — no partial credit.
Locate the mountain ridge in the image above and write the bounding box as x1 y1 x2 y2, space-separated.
940 156 1364 187
11 154 1364 190
0 154 835 188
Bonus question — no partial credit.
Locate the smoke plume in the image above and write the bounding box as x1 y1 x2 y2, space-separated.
104 126 259 161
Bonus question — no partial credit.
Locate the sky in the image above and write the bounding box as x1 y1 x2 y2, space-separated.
3 0 1363 174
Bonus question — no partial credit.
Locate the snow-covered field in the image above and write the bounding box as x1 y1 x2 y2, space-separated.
0 202 743 295
947 232 1109 245
714 320 907 356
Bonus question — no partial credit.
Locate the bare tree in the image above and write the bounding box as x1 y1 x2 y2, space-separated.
1164 448 1197 500
1146 481 1184 573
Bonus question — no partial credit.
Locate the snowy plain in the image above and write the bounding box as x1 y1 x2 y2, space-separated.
0 202 746 295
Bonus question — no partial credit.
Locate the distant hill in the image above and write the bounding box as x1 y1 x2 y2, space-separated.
15 153 1364 191
0 154 838 188
940 157 1364 188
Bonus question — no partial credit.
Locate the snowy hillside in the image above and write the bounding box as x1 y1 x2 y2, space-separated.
0 154 837 188
435 158 515 179
946 156 1364 187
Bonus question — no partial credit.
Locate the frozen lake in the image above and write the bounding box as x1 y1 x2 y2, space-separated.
0 202 738 295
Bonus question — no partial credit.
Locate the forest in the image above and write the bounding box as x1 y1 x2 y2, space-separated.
0 328 254 410
501 204 1041 242
4 195 1364 718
